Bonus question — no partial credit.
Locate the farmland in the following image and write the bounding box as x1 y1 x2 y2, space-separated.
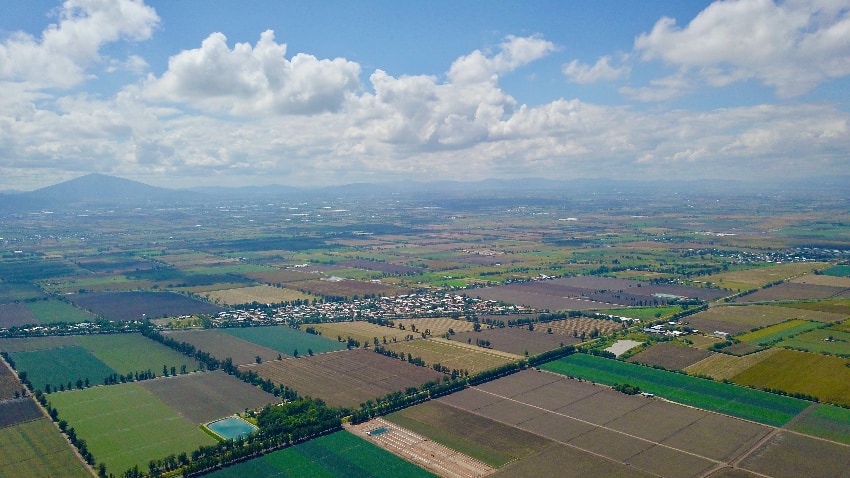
10 345 116 392
163 329 283 365
47 383 216 474
221 325 347 356
0 418 91 478
626 342 713 370
25 299 97 324
205 430 437 478
737 431 850 478
384 338 518 374
736 319 822 344
449 326 574 356
202 284 314 306
69 291 224 321
685 304 838 336
684 348 781 380
242 349 444 408
542 353 810 426
0 397 44 428
0 359 24 399
75 333 200 376
779 327 850 355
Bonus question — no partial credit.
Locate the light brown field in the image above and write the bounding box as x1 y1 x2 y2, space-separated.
202 284 314 305
685 304 840 336
790 274 850 288
535 317 623 337
684 348 781 380
703 262 829 291
385 338 517 374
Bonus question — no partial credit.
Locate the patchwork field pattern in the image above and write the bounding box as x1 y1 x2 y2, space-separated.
11 345 115 392
241 349 444 408
74 333 200 376
140 371 277 423
732 283 850 303
684 348 781 380
779 327 850 355
626 342 713 370
203 284 314 305
788 404 850 445
685 305 838 336
737 431 850 478
221 326 347 356
542 354 809 426
163 329 283 365
0 418 91 478
384 338 516 374
736 320 822 344
47 383 216 474
440 370 775 478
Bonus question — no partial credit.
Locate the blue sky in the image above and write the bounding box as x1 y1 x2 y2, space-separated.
1 0 848 190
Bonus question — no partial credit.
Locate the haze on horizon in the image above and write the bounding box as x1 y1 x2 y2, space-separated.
1 0 848 191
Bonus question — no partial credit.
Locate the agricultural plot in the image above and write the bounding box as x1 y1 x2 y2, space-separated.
446 370 773 477
292 278 408 300
0 359 25 399
736 320 821 344
202 284 313 305
542 353 810 426
0 302 37 328
0 418 91 478
779 327 850 355
491 443 654 478
74 333 200 376
791 274 850 288
732 283 848 303
385 400 552 467
0 281 46 303
0 258 79 282
732 349 850 406
69 290 224 321
10 345 115 392
385 338 517 374
0 335 77 353
205 429 436 478
626 342 713 370
25 299 97 324
737 431 850 478
393 317 480 337
703 262 829 291
685 304 834 336
779 299 850 316
140 371 277 423
242 349 444 408
822 265 850 277
300 320 412 346
0 397 43 428
163 329 282 365
596 305 682 321
684 348 781 380
450 326 574 356
243 269 316 284
789 404 850 445
532 317 623 337
336 259 424 275
47 383 216 474
221 326 347 356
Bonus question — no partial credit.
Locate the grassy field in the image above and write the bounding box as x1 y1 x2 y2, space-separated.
75 333 200 376
735 319 822 344
732 348 850 407
26 299 97 324
789 404 850 445
221 326 347 356
778 299 850 316
702 262 828 291
594 306 681 321
684 348 781 380
0 418 91 478
778 327 850 355
0 282 46 303
11 345 115 391
822 265 850 277
47 383 216 474
205 430 436 478
542 353 809 426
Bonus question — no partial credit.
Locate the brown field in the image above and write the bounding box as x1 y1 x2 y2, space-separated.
491 443 655 478
202 284 313 305
738 431 850 478
447 370 772 478
292 278 409 299
243 269 316 284
392 317 480 337
140 370 277 423
685 304 837 336
0 398 44 428
450 326 577 356
535 317 623 337
240 349 444 408
0 357 25 400
704 262 830 290
791 274 850 288
0 302 37 328
732 283 848 303
684 348 781 380
626 342 713 370
162 329 282 365
385 338 516 374
304 317 480 346
69 290 224 321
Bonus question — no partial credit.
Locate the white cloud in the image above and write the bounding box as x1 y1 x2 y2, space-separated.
106 55 149 74
142 30 361 115
0 0 159 89
447 35 557 84
563 56 630 84
634 0 850 97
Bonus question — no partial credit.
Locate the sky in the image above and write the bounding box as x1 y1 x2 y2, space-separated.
0 0 849 191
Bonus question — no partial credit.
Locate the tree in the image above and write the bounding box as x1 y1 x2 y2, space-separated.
255 355 262 364
293 349 299 358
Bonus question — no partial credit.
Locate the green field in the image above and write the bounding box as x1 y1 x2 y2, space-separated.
205 430 436 478
789 404 850 445
11 345 115 392
221 326 347 356
75 333 200 375
779 327 850 355
732 349 850 407
0 418 91 478
26 299 97 324
736 320 822 345
541 353 810 427
595 306 681 321
47 383 216 475
822 265 850 277
0 282 46 303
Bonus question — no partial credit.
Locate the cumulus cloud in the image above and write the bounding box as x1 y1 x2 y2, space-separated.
0 0 159 89
447 35 557 84
142 30 361 115
634 0 850 97
563 56 630 84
